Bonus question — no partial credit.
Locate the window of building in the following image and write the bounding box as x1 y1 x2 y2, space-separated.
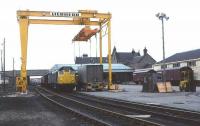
173 63 180 68
187 61 196 67
161 64 167 69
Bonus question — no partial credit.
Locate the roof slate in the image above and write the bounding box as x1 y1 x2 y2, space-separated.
132 56 143 64
116 53 133 63
158 49 200 63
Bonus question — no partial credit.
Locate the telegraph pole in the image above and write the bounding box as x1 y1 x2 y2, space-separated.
1 50 2 71
3 38 5 91
13 58 15 89
0 50 2 91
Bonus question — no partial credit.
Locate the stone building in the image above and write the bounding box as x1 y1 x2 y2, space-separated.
112 46 156 70
153 49 200 82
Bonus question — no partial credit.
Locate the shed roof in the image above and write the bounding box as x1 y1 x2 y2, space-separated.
50 63 133 73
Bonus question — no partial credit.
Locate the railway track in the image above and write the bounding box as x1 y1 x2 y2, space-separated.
36 87 162 126
68 92 200 126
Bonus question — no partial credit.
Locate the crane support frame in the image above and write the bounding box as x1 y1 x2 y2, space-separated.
17 10 112 92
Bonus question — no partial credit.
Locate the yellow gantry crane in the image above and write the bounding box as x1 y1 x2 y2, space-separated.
17 10 112 92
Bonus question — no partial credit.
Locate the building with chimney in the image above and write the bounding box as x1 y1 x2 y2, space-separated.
75 54 108 64
112 46 156 69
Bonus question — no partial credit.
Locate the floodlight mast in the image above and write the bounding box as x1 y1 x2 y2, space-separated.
156 12 169 87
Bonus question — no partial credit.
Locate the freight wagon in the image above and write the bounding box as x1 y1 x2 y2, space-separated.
41 74 48 87
133 66 197 92
134 67 187 86
77 64 104 91
158 67 188 86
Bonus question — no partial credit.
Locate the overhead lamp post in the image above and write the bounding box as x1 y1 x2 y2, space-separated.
0 50 2 91
1 38 6 92
156 13 169 86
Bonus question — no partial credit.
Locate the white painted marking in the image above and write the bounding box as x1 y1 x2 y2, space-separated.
147 102 160 105
126 115 151 118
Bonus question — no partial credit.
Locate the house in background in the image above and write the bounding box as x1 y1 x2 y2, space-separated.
153 49 200 83
112 46 156 70
75 54 108 64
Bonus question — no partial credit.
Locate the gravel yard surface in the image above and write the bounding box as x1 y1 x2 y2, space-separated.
84 85 200 112
0 91 89 126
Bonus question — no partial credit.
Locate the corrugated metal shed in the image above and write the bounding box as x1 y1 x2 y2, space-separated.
102 64 133 73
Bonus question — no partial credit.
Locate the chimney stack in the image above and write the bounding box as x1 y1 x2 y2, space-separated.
143 47 147 55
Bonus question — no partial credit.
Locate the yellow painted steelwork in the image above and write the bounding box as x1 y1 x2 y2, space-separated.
17 10 113 92
99 22 103 65
180 70 191 91
57 70 76 84
16 77 20 90
18 16 29 92
107 19 112 89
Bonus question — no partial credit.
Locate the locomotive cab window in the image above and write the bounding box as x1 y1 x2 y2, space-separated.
63 69 68 72
59 71 64 74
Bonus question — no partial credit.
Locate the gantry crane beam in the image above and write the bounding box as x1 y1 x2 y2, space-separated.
17 10 111 19
29 19 100 26
17 10 112 92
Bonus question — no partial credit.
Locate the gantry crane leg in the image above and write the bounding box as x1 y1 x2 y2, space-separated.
107 19 112 89
99 23 103 65
17 16 29 93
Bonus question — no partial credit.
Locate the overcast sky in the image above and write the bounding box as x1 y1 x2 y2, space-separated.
0 0 200 70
